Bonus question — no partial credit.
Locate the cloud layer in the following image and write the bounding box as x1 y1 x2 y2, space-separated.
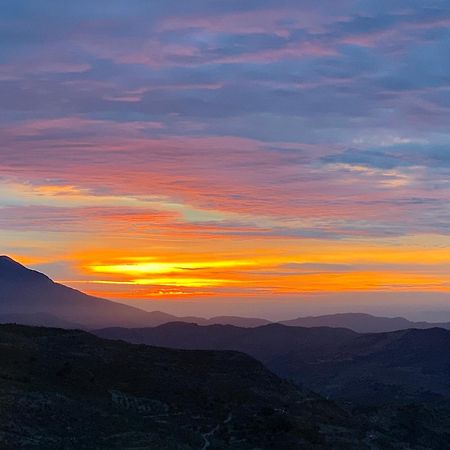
1 0 450 302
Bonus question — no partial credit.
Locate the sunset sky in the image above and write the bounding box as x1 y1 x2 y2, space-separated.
2 0 450 317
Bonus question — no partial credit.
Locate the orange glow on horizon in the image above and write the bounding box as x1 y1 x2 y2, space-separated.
89 258 257 275
52 236 450 299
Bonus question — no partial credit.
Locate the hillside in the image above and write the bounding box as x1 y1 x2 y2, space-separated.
0 324 374 449
94 323 450 448
96 323 450 405
0 257 277 329
95 322 358 364
0 256 180 328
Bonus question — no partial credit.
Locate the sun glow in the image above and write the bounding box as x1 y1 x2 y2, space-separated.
132 277 234 287
89 259 255 275
71 238 450 298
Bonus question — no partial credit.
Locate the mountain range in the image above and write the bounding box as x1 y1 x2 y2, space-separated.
2 256 450 332
2 255 450 447
0 256 273 329
279 312 450 333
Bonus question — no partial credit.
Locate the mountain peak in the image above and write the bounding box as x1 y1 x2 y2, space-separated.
0 256 51 283
0 255 23 265
0 255 28 271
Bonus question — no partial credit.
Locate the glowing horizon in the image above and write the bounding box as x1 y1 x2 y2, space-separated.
2 1 450 314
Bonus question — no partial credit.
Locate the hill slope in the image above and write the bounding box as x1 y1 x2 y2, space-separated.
0 324 373 449
4 256 450 332
0 256 276 329
95 323 450 448
0 256 180 328
96 323 450 405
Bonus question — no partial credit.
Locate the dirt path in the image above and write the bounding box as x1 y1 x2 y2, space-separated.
201 412 232 450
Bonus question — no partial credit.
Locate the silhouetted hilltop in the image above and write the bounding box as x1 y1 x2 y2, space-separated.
203 315 272 327
0 255 52 283
0 257 278 330
0 256 179 328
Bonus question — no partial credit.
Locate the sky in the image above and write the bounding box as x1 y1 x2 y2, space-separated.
1 0 450 318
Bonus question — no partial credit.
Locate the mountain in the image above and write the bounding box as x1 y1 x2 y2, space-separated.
202 315 272 327
146 315 272 327
0 256 179 328
176 312 450 332
95 323 450 406
4 255 450 332
0 323 377 449
279 312 450 333
0 256 276 329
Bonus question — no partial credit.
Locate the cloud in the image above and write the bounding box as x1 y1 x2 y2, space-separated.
2 0 450 299
1 116 450 239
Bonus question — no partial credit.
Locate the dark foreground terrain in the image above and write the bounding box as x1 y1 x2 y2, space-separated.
97 322 450 404
0 324 374 449
3 324 450 449
5 257 450 448
97 322 450 449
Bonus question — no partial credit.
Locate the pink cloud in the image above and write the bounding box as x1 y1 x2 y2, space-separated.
0 117 440 231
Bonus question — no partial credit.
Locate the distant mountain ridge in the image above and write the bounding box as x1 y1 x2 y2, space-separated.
2 255 450 332
278 312 450 332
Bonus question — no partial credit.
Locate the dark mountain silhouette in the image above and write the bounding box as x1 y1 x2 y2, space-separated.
96 323 450 406
179 312 450 332
193 312 450 332
95 322 357 364
0 256 275 329
0 323 377 449
189 313 450 332
279 312 450 333
202 315 272 327
0 256 179 328
149 315 272 327
166 312 450 332
3 255 450 333
0 255 53 282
